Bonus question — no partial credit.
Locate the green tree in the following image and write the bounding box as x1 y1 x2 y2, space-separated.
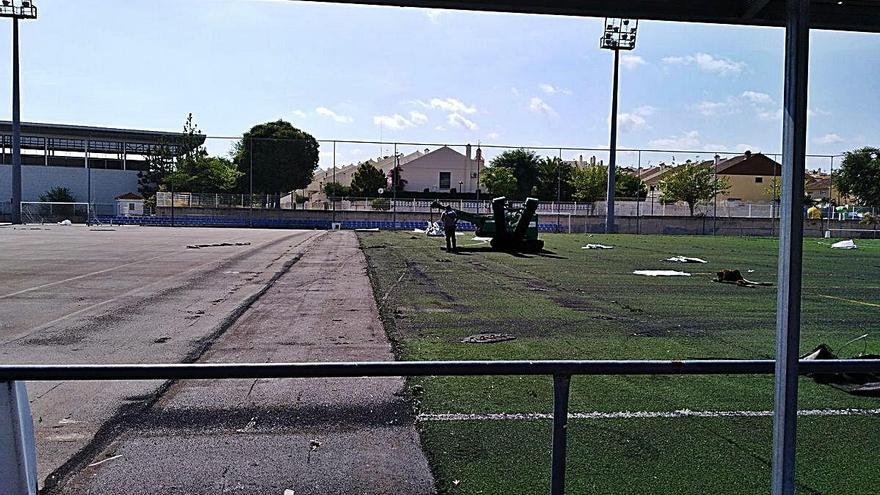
533 157 574 201
568 166 607 214
659 162 730 216
490 149 540 199
833 147 880 205
350 162 386 196
389 164 407 192
616 171 647 199
40 186 76 203
232 120 320 194
323 182 350 198
481 167 518 198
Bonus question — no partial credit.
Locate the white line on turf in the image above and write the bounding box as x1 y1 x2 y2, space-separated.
418 408 880 421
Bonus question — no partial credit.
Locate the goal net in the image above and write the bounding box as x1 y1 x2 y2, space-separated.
20 202 90 225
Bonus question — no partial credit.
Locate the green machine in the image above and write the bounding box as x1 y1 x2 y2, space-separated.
431 197 545 252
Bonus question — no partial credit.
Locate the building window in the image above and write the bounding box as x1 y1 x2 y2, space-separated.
755 177 764 183
439 172 451 189
129 203 135 211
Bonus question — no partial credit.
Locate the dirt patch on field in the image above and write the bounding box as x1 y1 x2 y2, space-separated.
406 260 455 303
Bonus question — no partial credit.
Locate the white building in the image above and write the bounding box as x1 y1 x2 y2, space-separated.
395 145 484 194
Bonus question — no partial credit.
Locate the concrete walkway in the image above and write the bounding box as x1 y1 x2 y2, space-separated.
56 231 435 494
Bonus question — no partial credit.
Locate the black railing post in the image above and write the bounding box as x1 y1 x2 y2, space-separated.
551 374 571 495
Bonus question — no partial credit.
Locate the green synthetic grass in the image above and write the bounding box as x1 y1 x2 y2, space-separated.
359 232 880 494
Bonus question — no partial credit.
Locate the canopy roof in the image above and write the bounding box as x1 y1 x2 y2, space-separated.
307 0 880 32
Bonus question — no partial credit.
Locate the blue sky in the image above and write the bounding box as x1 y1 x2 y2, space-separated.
0 0 877 171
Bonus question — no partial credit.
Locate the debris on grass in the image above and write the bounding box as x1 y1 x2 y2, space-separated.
583 244 614 250
664 256 707 264
461 333 516 344
414 221 444 237
713 269 772 287
354 228 380 232
831 239 857 249
633 270 690 277
802 343 880 397
59 219 72 226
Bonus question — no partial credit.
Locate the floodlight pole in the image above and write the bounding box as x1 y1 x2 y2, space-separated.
606 47 620 234
10 18 21 224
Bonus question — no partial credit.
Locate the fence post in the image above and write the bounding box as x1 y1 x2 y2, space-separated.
0 381 37 495
550 374 571 495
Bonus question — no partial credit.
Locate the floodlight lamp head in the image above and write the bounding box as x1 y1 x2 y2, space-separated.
599 17 638 51
0 0 37 19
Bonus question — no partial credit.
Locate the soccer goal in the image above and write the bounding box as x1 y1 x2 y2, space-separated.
20 202 90 225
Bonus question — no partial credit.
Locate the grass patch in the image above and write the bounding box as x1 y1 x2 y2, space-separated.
360 232 880 493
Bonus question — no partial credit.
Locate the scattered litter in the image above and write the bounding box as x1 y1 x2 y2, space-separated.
714 269 772 287
309 440 321 450
59 219 72 226
236 416 258 433
461 333 516 344
472 236 493 242
187 242 251 249
747 269 755 273
831 239 857 249
415 221 444 237
88 454 122 468
802 343 880 397
582 244 614 250
664 256 707 264
153 336 170 344
354 228 380 232
633 270 691 277
284 490 295 495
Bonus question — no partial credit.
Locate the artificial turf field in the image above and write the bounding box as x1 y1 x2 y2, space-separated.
358 232 880 494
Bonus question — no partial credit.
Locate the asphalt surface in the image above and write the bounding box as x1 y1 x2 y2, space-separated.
0 225 323 488
1 226 434 494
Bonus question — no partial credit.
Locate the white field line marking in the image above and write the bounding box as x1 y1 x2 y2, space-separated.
88 454 123 468
418 408 880 422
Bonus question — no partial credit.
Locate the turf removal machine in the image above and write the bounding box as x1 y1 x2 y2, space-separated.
431 197 544 253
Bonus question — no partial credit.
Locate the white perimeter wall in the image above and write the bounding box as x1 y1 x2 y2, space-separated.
0 164 140 206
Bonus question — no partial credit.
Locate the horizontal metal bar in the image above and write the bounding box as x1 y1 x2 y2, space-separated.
1 359 879 382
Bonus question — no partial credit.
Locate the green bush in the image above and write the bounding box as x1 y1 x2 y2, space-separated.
371 197 391 211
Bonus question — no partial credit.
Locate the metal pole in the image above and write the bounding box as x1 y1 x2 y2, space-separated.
170 159 175 228
393 143 397 231
550 374 571 495
0 381 37 495
332 140 336 225
249 138 254 228
85 138 91 226
771 1 809 494
605 48 620 234
636 151 641 234
557 148 562 233
10 18 22 224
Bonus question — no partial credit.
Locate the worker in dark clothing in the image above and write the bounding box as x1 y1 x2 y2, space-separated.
440 205 458 252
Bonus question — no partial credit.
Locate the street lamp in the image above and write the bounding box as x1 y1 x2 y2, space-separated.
600 17 638 233
2 1 37 225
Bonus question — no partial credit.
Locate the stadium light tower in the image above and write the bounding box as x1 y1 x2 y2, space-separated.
600 18 638 234
2 1 37 225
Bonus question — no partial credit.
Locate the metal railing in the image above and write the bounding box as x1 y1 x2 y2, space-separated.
3 358 880 495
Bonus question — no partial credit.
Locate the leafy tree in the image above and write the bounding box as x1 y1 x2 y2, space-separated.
40 186 76 203
490 149 540 199
389 164 407 192
481 166 518 198
834 147 880 206
232 120 320 194
371 197 391 211
659 162 730 216
350 162 386 196
615 171 647 199
139 114 240 198
764 177 815 206
533 157 574 201
323 182 350 198
568 166 607 214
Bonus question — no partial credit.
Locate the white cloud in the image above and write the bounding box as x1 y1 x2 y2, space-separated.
315 106 354 124
529 97 557 116
756 108 783 121
702 144 729 152
649 130 701 149
425 9 443 23
620 55 646 70
447 113 478 131
417 97 477 114
734 143 761 153
741 91 772 104
292 109 307 119
409 111 428 125
539 83 572 95
694 98 741 117
434 125 446 131
815 133 844 144
373 114 414 130
616 105 655 132
662 52 746 76
487 132 501 140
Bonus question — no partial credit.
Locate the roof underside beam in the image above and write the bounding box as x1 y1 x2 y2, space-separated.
742 0 773 18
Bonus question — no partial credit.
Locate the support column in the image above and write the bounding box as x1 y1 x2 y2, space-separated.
605 48 620 234
771 1 809 494
11 18 22 224
0 381 38 495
